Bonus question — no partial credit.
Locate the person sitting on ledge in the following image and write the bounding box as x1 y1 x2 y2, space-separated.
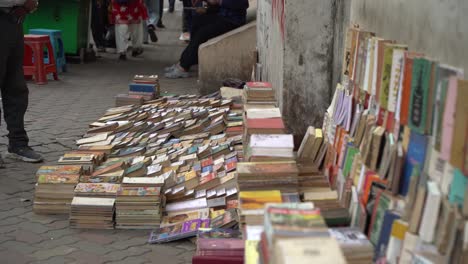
165 0 249 79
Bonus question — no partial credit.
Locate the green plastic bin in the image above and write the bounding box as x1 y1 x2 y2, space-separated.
23 0 90 55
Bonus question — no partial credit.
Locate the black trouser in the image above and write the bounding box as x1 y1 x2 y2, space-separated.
0 14 29 149
179 14 237 70
91 0 108 48
182 0 192 33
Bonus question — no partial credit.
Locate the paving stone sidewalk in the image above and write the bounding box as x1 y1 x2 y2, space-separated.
0 6 201 264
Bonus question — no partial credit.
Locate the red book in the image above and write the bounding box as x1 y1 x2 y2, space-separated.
377 108 386 126
226 126 243 134
385 111 395 133
246 118 285 130
400 52 424 125
200 173 216 185
201 157 214 168
196 238 244 257
192 256 243 264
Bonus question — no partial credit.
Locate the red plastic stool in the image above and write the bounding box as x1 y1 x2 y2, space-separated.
23 34 58 85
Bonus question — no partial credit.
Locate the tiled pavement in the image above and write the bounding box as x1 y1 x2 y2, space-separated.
0 6 202 264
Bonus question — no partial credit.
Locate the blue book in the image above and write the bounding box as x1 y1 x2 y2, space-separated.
375 210 400 258
449 169 468 206
202 165 213 173
399 131 428 196
129 83 156 93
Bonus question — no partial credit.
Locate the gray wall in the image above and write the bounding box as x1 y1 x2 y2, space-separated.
350 0 468 74
257 0 339 136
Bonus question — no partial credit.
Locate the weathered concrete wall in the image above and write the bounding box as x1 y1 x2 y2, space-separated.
257 0 284 107
198 21 257 95
257 0 336 136
332 0 351 92
350 0 468 74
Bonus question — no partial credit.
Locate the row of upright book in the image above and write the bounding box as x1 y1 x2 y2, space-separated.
232 82 374 264
317 26 468 263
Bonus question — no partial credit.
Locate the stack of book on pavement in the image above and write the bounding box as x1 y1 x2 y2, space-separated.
130 74 160 99
70 196 115 229
115 176 164 229
258 203 346 264
246 134 294 162
192 228 244 264
243 82 276 105
33 165 83 214
329 227 374 264
237 162 299 193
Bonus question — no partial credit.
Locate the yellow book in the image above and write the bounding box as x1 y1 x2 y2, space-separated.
245 240 260 264
239 190 282 210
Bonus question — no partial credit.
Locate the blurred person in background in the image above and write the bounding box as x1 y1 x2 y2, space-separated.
111 0 148 60
165 0 248 78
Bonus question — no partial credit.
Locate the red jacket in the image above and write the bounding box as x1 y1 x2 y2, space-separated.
110 0 148 24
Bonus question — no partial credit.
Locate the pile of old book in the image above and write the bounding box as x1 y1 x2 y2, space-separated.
33 89 245 235
243 82 276 105
70 196 115 229
115 75 160 106
329 227 374 264
258 203 347 264
192 228 244 264
115 176 164 229
33 165 83 214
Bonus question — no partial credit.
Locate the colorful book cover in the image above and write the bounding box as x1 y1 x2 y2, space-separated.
37 174 79 184
36 165 83 175
368 191 393 245
148 218 210 244
449 169 467 206
450 80 468 171
400 53 417 125
239 191 282 210
388 48 406 113
74 183 120 195
379 44 396 110
342 144 359 178
375 210 401 257
399 131 428 196
434 79 449 151
117 187 161 196
408 58 432 134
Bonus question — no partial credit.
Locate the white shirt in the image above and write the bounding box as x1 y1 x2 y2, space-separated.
0 0 27 8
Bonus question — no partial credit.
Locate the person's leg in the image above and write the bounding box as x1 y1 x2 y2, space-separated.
157 0 165 28
115 24 129 59
131 23 144 56
91 0 106 49
1 19 29 150
190 13 216 38
174 16 236 74
0 17 42 162
168 0 175 13
145 0 159 42
146 0 160 26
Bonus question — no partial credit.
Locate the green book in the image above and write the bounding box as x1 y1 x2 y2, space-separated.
408 58 432 134
369 191 392 245
342 144 359 178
